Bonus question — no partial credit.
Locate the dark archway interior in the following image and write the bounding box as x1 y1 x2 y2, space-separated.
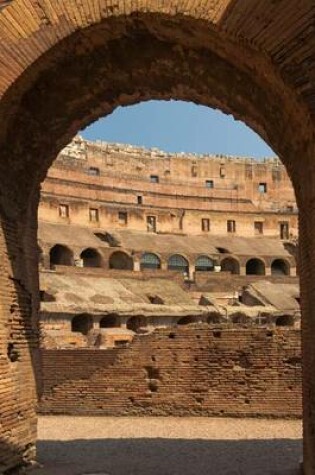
271 259 289 276
221 257 240 275
177 316 195 325
71 314 93 335
81 248 102 268
276 315 294 327
232 313 250 325
109 252 133 270
207 313 222 324
100 315 118 328
246 259 265 276
50 244 73 267
127 316 145 332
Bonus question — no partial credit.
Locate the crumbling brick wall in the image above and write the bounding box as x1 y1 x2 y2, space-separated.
39 327 301 418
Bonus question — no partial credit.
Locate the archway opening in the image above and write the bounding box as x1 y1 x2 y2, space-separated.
271 259 290 276
207 313 223 324
231 313 251 325
246 258 265 276
168 254 189 274
221 257 240 275
126 316 145 332
140 253 161 270
109 251 133 270
100 315 119 328
275 315 295 327
49 244 73 267
195 255 214 272
177 316 196 325
80 248 102 268
71 314 93 335
0 4 307 472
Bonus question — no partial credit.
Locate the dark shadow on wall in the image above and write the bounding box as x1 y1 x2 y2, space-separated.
34 438 302 475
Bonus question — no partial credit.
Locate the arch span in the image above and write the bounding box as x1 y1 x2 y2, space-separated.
0 2 314 473
246 258 265 276
109 251 134 271
140 252 161 270
220 257 240 275
49 244 73 267
271 259 290 276
195 255 214 272
80 248 102 268
100 315 119 329
168 254 189 274
71 314 93 335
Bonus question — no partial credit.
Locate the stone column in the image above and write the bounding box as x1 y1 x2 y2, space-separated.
294 163 315 475
133 259 141 272
0 189 40 471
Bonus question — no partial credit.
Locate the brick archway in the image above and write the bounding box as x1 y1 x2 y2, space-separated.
0 2 315 473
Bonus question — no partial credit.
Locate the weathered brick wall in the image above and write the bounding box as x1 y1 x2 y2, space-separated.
39 327 301 418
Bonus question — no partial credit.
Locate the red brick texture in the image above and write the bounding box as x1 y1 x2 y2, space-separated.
0 1 314 472
39 328 302 419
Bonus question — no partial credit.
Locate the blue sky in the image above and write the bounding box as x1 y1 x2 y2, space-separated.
81 100 274 158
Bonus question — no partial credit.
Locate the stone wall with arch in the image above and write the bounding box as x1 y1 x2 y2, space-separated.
0 1 314 472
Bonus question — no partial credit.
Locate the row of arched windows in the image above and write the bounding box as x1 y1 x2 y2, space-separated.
71 312 295 335
47 245 291 276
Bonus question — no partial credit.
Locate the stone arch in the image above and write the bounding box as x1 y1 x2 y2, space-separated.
220 257 240 275
168 254 189 274
231 313 251 325
271 258 290 276
126 316 146 333
109 251 133 271
246 258 266 276
0 2 315 472
140 252 161 270
49 244 73 267
80 248 102 268
177 316 196 325
71 314 93 335
275 314 295 327
100 315 119 329
207 312 223 324
195 255 214 272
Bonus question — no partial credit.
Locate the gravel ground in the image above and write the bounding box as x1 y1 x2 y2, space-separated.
34 416 302 475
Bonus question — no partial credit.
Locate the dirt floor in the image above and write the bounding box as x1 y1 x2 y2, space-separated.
33 416 302 475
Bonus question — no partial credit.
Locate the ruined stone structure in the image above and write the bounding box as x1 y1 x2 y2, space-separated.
38 137 299 349
39 327 302 419
1 1 315 473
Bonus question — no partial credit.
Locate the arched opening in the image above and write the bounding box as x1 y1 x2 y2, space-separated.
195 255 214 272
231 313 251 325
271 259 290 276
100 315 119 328
126 316 146 333
71 314 93 335
80 248 102 268
207 313 223 324
49 244 73 267
220 257 240 275
275 315 295 327
0 3 312 472
246 258 265 276
168 254 189 274
177 316 196 325
109 251 133 270
140 253 161 270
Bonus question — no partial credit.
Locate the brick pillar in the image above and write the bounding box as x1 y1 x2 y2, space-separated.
297 185 315 474
0 190 40 471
